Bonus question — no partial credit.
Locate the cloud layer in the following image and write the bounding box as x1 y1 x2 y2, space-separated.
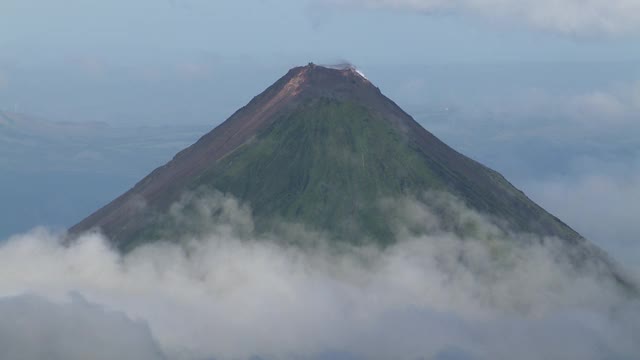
0 193 638 359
323 0 640 35
525 164 640 274
0 294 164 360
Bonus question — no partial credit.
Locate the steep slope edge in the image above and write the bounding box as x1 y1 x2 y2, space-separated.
69 64 635 292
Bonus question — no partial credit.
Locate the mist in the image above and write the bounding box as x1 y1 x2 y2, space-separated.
524 162 640 275
0 294 164 360
1 192 638 360
2 0 639 358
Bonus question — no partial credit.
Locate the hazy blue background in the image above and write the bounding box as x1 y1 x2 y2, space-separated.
1 0 639 270
2 2 640 359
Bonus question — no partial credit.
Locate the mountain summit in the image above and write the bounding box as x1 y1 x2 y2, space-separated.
70 63 586 246
70 64 632 288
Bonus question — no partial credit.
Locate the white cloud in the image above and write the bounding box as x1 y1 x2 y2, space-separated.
0 193 638 359
323 0 640 35
0 293 164 360
568 82 640 124
525 165 640 275
568 91 628 121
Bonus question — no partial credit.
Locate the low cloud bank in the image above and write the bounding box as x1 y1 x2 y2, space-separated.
0 293 164 360
0 193 638 359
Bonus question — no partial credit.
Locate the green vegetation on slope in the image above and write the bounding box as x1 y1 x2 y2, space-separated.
124 97 581 249
187 98 445 245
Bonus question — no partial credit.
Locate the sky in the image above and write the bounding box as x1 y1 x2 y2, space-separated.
1 1 640 359
1 0 639 125
1 0 638 265
2 0 640 66
2 0 637 267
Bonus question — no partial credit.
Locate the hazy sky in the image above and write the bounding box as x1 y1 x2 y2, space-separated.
2 0 640 66
2 2 640 359
2 0 639 266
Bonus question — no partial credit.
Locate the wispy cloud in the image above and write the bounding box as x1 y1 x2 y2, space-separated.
0 71 8 91
525 161 640 275
320 0 640 35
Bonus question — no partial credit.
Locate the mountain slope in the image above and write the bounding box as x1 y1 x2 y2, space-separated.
69 65 611 261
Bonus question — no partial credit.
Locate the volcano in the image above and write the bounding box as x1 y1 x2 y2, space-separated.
70 64 633 288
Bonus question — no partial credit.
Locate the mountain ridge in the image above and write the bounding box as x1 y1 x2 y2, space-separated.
70 63 583 245
68 64 635 292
